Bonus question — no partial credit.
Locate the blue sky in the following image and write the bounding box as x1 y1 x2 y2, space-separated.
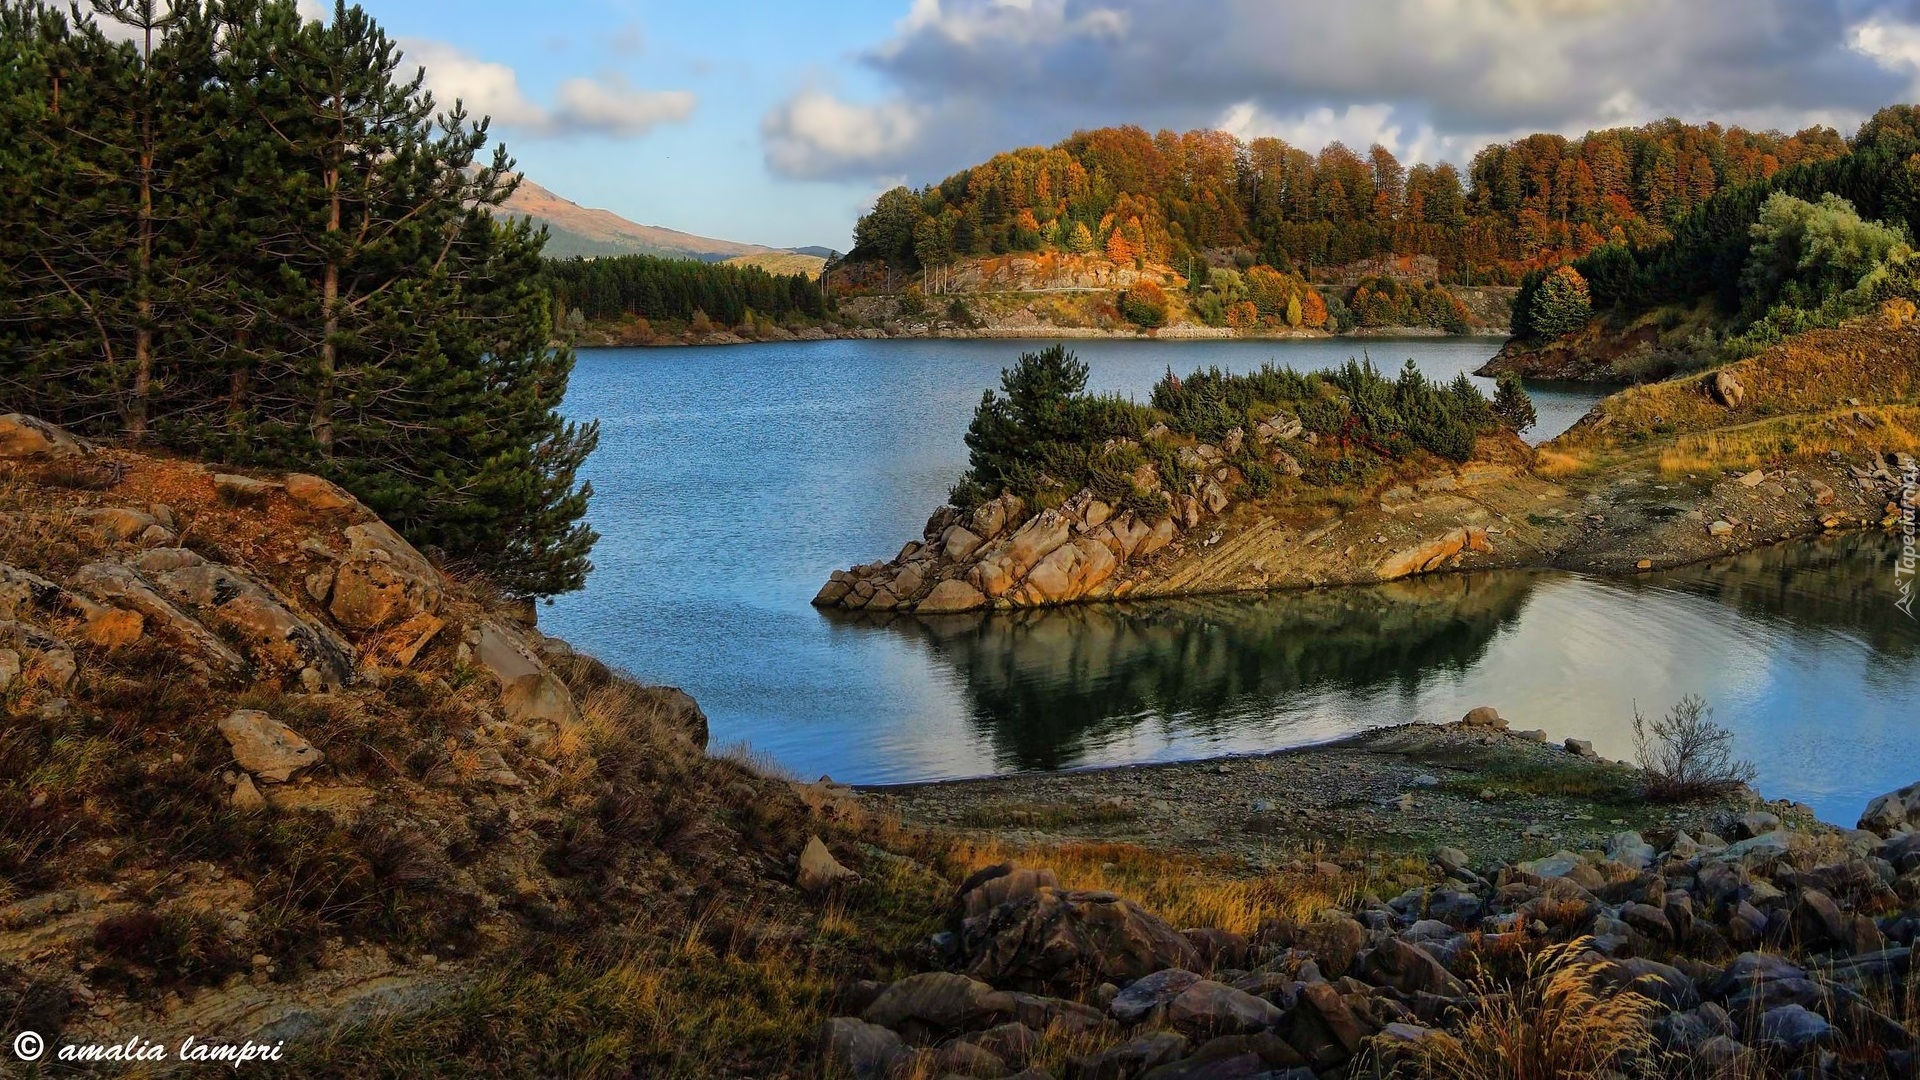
344 0 1920 252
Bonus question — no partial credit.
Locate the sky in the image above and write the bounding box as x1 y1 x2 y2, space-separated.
318 0 1920 252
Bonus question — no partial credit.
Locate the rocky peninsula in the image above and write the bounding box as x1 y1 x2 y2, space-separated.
816 307 1919 617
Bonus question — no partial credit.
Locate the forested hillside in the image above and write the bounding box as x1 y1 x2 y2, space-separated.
847 120 1849 285
0 0 596 596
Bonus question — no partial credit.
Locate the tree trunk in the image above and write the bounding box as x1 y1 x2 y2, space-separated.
314 161 339 451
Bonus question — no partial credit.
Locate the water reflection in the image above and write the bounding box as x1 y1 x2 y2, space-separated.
825 532 1918 824
827 572 1537 772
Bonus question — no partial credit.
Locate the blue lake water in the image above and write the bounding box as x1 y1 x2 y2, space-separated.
544 336 1920 826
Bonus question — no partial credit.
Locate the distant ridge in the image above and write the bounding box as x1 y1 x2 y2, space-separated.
497 174 825 263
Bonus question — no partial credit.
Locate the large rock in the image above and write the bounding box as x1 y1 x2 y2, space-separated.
957 884 1202 992
1860 781 1920 837
917 578 988 615
1376 526 1492 580
816 1017 908 1080
862 971 992 1034
217 709 323 783
68 562 246 673
1110 968 1203 1025
473 620 579 725
0 414 87 459
797 835 859 893
328 523 443 630
1070 1031 1188 1080
970 511 1072 598
1710 370 1746 409
131 549 353 686
1354 937 1467 997
1164 979 1285 1037
284 473 361 514
1008 537 1117 605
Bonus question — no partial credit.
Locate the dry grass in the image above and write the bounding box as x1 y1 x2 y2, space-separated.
1414 936 1660 1080
941 837 1421 934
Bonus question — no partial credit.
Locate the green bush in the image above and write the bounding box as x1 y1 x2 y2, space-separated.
1528 266 1594 339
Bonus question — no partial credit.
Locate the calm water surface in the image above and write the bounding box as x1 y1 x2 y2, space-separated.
545 337 1919 825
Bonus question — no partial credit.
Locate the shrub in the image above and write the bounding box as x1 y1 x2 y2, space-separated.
1119 280 1168 327
1632 695 1756 802
1493 373 1538 434
1529 266 1594 339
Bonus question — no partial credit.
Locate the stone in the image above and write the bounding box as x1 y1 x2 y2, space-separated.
472 620 579 726
213 472 275 502
1564 738 1596 757
1708 519 1735 538
943 525 986 562
1789 889 1851 950
1008 536 1118 605
797 835 859 893
1752 1005 1834 1053
0 649 19 693
1354 937 1467 997
230 773 268 812
1860 781 1920 837
1108 969 1204 1025
1737 469 1766 487
1734 811 1781 838
977 990 1107 1037
329 523 443 630
1460 706 1506 729
1164 979 1285 1037
382 612 445 667
217 710 323 783
817 1017 909 1080
0 413 87 458
863 971 992 1033
957 883 1202 992
1285 981 1370 1069
1607 831 1656 871
1710 370 1746 409
80 507 159 543
932 1040 1006 1077
811 579 851 606
1070 1031 1188 1080
971 511 1072 598
918 578 988 615
955 1023 1039 1068
283 473 359 514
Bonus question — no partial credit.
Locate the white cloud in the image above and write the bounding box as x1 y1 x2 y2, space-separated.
295 0 327 22
401 39 694 139
762 0 1914 183
761 90 930 178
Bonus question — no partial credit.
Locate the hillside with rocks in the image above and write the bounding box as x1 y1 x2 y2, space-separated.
817 306 1918 616
0 414 879 1073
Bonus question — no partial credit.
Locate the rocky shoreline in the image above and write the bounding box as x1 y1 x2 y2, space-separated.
818 710 1920 1078
572 323 1504 349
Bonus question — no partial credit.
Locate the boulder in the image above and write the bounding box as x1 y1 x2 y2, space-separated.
1710 370 1746 409
1460 706 1505 729
1860 781 1920 837
0 414 87 459
328 523 443 630
817 1018 909 1080
132 549 353 685
217 709 323 783
473 620 579 725
1070 1031 1188 1080
797 835 859 893
0 650 18 693
943 526 986 563
1285 981 1370 1069
1008 537 1117 605
1752 1004 1834 1054
1354 937 1466 997
284 473 360 514
83 606 144 647
1110 968 1203 1025
1164 979 1286 1037
213 473 276 502
918 579 988 615
229 772 268 812
957 885 1202 992
862 971 992 1033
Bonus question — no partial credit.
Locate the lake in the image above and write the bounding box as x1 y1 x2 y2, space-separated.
544 336 1919 826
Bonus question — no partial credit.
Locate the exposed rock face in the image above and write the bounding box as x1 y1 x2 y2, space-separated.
814 414 1551 615
284 473 360 514
472 619 580 726
1860 781 1920 836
